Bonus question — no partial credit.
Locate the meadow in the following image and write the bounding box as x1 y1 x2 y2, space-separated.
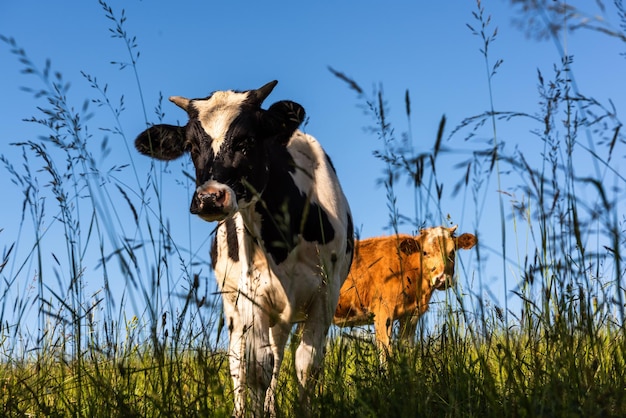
1 1 625 416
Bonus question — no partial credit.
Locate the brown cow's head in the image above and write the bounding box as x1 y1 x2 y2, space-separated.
134 80 305 222
398 225 477 290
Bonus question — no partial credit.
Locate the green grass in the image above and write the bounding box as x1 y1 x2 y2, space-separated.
2 325 624 416
1 0 626 416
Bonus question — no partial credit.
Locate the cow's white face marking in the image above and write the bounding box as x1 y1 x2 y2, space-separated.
192 90 249 156
419 226 458 288
423 225 456 245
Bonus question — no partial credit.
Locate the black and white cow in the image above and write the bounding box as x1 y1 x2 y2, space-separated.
135 81 354 417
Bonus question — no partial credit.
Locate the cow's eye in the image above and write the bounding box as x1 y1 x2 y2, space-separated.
188 143 199 158
237 137 255 154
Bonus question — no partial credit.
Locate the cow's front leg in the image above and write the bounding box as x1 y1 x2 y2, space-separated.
237 275 274 416
373 304 394 363
294 304 331 414
223 298 247 417
241 301 273 416
264 320 291 417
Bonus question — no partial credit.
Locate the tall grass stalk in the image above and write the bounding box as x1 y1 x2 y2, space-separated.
468 0 510 333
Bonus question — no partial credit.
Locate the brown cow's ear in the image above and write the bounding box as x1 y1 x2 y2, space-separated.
135 124 187 161
399 238 421 255
456 233 477 250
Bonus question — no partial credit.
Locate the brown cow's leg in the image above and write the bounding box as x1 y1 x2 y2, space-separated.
397 314 418 346
373 309 393 363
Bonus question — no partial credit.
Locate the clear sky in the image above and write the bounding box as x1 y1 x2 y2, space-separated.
1 1 625 341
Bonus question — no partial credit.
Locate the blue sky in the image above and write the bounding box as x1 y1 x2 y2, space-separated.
1 0 625 340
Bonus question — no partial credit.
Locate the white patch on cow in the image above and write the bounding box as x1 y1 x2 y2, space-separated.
287 131 344 228
424 226 448 240
191 90 248 156
421 226 456 287
423 226 456 249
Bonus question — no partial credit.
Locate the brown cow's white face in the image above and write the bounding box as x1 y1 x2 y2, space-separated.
400 225 477 290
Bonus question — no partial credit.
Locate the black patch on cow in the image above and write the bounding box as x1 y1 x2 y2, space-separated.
200 110 270 205
225 217 239 262
186 121 221 182
210 235 218 270
324 152 337 174
345 211 355 266
346 211 354 255
255 143 335 265
210 218 240 269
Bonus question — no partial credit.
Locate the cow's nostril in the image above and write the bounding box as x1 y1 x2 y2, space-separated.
215 190 226 204
200 190 217 200
192 181 236 221
198 189 227 207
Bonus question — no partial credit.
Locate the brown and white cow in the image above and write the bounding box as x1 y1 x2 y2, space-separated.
333 225 476 357
135 81 354 417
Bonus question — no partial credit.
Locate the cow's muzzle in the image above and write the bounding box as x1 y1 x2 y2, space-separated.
190 180 237 222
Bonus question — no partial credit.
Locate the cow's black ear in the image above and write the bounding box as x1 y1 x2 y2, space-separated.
399 238 421 255
264 100 306 144
135 124 187 161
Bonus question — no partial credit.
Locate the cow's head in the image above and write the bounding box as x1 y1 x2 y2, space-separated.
135 80 306 221
398 225 477 290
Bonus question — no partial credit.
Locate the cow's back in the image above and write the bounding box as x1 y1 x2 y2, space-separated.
282 132 354 319
286 131 353 258
334 234 417 326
